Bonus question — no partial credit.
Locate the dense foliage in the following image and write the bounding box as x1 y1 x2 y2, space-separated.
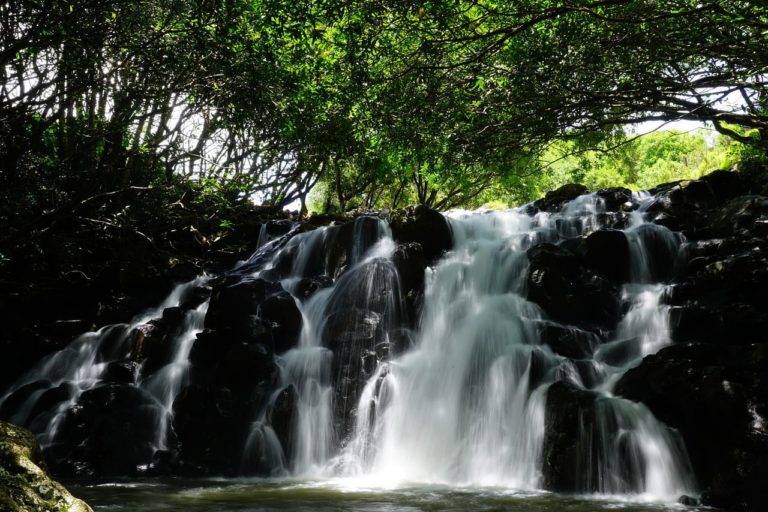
1 0 766 224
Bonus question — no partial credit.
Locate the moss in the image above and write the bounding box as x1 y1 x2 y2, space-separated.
0 421 92 512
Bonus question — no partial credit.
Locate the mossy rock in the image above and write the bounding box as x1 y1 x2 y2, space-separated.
0 420 92 512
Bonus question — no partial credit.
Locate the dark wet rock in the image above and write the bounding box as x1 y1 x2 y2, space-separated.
528 346 557 390
390 205 452 264
594 337 642 366
136 449 177 477
572 360 605 389
707 195 768 238
536 322 601 359
26 383 78 430
627 223 682 282
542 380 599 492
322 307 386 439
180 285 212 311
699 170 745 204
386 327 415 356
49 384 163 476
678 494 700 507
205 278 283 334
102 360 139 385
645 180 718 236
293 275 333 301
268 385 298 461
161 306 186 328
324 216 384 279
616 343 768 511
130 321 174 375
0 380 52 422
533 183 589 212
214 343 277 398
667 233 768 345
265 219 295 238
526 243 620 332
325 259 405 321
259 292 302 353
272 216 385 281
0 420 92 512
595 211 632 230
670 179 718 210
581 229 630 283
393 242 427 298
596 187 634 211
172 384 255 475
669 305 724 344
323 309 381 351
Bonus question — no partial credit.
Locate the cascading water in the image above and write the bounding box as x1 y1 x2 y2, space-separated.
140 299 209 451
0 190 698 504
241 217 404 476
337 194 695 500
0 276 209 451
339 212 548 487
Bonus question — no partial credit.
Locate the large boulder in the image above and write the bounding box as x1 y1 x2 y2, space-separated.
392 243 427 328
0 420 92 512
390 205 452 264
172 384 255 475
536 321 602 359
204 278 283 335
542 381 599 492
48 384 163 476
323 216 384 278
259 292 302 353
533 183 589 212
596 187 634 212
526 244 620 332
213 342 278 398
581 229 630 284
616 343 768 510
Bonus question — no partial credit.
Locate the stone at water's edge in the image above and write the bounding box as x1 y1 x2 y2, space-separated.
542 381 599 492
0 420 92 512
616 343 768 511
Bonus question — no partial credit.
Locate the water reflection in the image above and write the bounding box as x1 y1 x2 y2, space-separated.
69 478 705 512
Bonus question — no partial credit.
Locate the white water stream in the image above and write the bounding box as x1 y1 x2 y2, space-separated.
329 195 695 500
0 192 697 503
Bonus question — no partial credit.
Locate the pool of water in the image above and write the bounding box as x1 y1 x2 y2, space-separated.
67 478 707 512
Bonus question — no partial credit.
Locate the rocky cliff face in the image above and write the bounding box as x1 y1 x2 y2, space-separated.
0 168 767 510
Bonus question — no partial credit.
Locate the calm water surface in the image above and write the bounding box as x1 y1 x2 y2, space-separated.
67 478 708 512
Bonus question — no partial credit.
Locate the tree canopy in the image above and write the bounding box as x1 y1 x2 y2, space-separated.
1 0 766 221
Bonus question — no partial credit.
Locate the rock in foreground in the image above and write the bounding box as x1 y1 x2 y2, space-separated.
0 420 92 512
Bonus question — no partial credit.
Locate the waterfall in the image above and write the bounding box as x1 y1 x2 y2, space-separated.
240 216 404 476
339 195 695 500
0 191 697 502
0 277 210 451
